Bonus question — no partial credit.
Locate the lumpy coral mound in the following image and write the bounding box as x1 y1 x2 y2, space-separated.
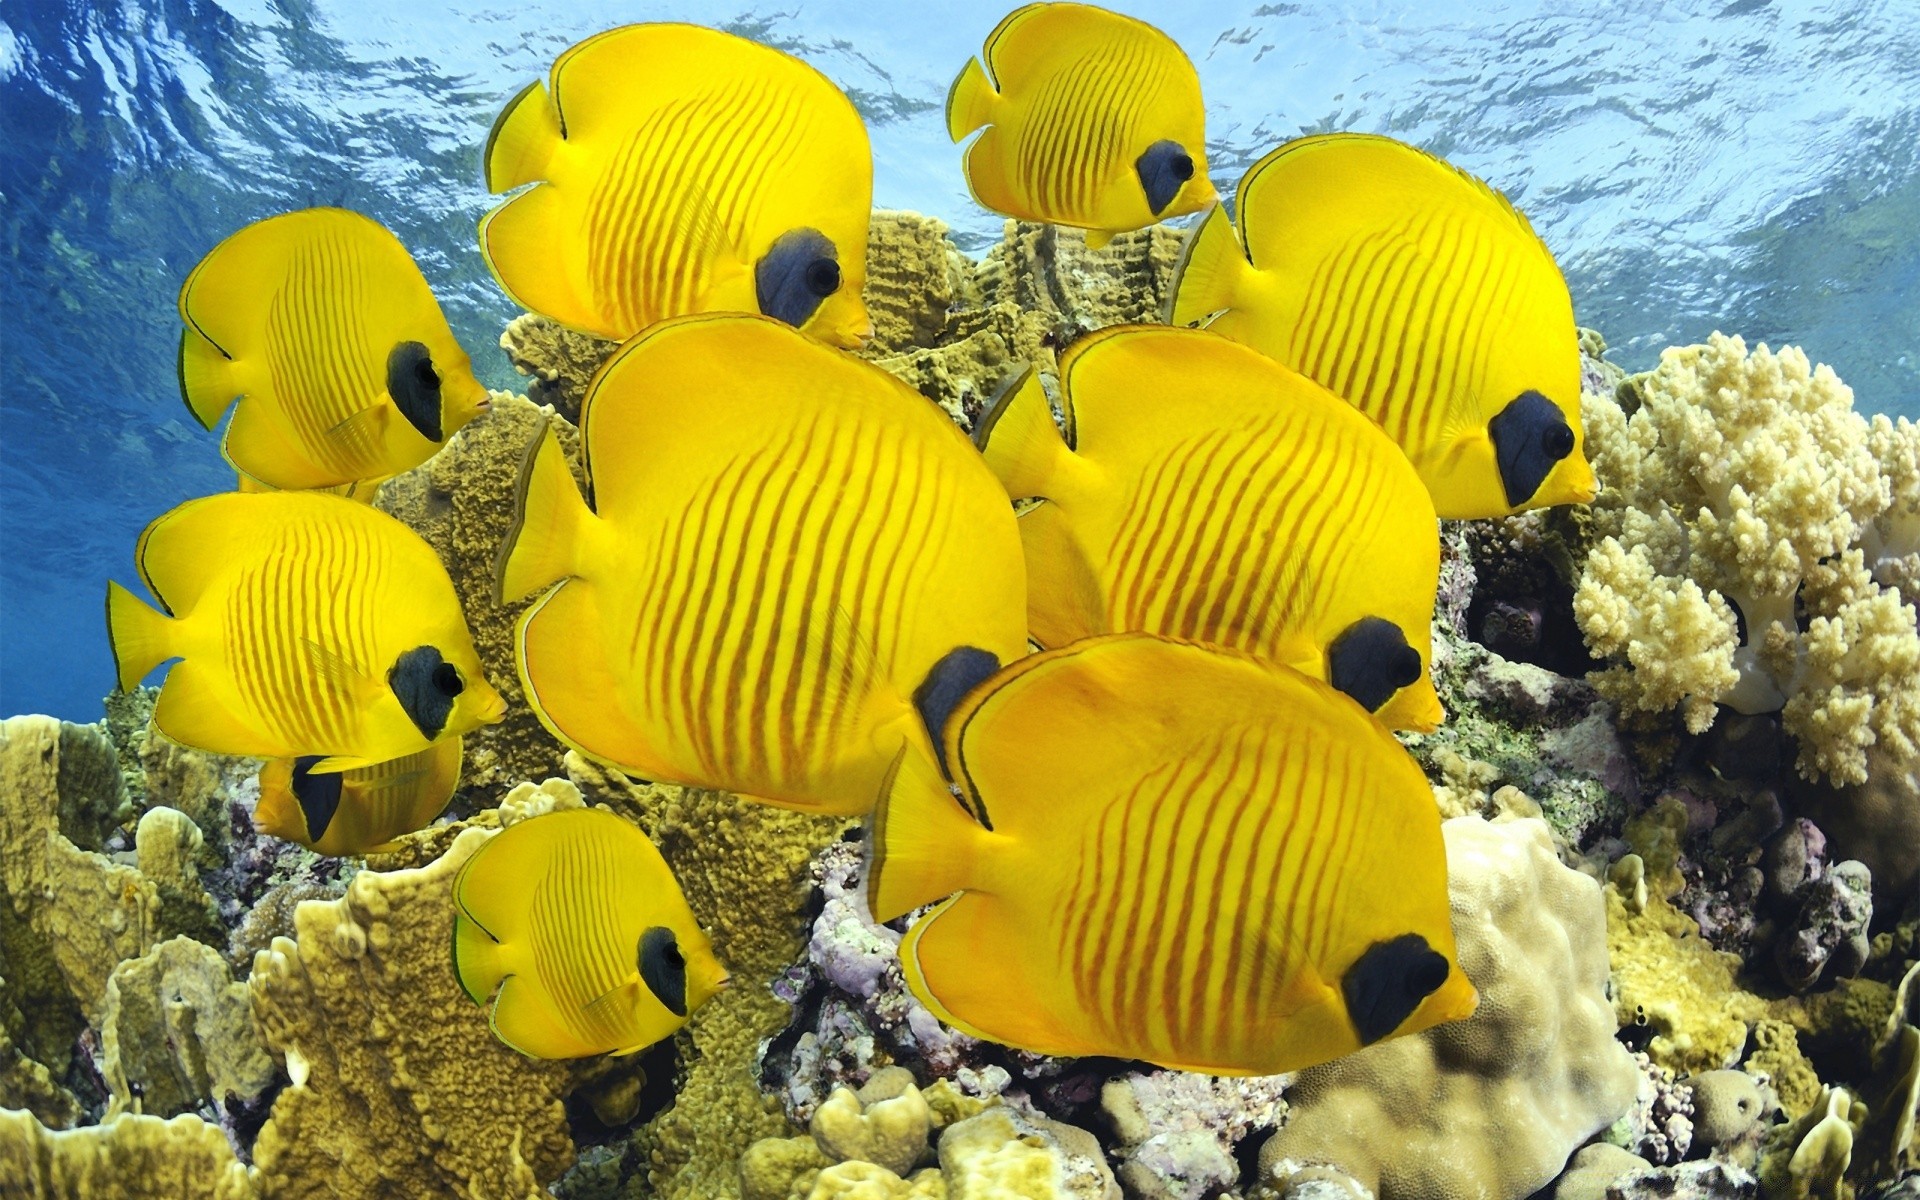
1575 331 1920 785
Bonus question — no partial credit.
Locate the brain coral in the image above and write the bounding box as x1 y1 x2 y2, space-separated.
1259 815 1637 1200
1574 332 1920 785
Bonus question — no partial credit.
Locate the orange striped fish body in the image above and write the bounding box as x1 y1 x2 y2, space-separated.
496 314 1028 816
254 736 463 856
452 807 727 1058
1168 134 1595 518
104 491 505 767
976 326 1443 732
868 634 1476 1074
177 208 491 492
481 24 873 347
947 4 1214 245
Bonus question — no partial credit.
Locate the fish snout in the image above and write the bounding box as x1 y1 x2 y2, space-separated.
474 684 509 726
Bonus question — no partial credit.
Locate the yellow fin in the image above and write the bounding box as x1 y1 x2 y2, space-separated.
484 78 561 192
945 55 997 141
973 366 1068 501
130 494 241 615
104 581 177 691
177 328 237 430
1083 229 1114 251
301 755 374 775
1015 500 1109 650
224 400 342 492
452 911 506 1006
899 892 1087 1054
488 976 592 1059
495 419 592 605
253 758 314 843
867 744 991 924
478 186 596 335
1166 201 1249 327
514 580 667 780
149 662 262 756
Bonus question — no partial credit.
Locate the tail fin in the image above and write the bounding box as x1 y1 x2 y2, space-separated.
867 743 991 923
178 329 239 430
452 911 508 1006
253 758 310 842
973 366 1070 501
483 79 562 193
1165 202 1250 328
945 57 997 142
105 581 177 692
494 420 592 604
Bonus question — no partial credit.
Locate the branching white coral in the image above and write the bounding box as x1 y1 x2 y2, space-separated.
1575 332 1920 783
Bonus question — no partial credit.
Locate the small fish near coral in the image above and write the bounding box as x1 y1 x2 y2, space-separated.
948 2 1215 247
105 490 505 767
481 23 875 346
254 735 464 856
452 806 728 1058
1169 132 1596 518
868 632 1478 1075
975 323 1445 731
178 207 492 493
495 312 1028 816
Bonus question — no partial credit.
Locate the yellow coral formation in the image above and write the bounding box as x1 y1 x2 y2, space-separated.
247 825 576 1198
100 935 274 1119
1259 817 1637 1200
376 395 585 795
1576 333 1920 784
498 312 619 422
0 1108 257 1200
618 786 847 1199
1606 883 1767 1078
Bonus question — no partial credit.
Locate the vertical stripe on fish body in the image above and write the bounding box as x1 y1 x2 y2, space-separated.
481 23 874 347
868 634 1476 1075
177 208 491 491
1168 134 1595 518
496 313 1028 816
255 736 462 856
452 807 728 1058
105 491 505 766
976 325 1443 732
947 4 1214 240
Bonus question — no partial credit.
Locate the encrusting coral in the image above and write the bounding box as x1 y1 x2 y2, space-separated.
99 935 275 1121
1259 815 1637 1200
246 796 579 1199
375 395 585 797
0 1108 257 1200
1575 333 1920 789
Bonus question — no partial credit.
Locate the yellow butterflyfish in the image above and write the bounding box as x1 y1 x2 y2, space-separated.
105 491 505 769
254 736 463 856
869 633 1477 1075
495 313 1028 816
976 325 1443 732
947 3 1215 247
1168 133 1596 518
481 23 874 347
235 471 386 504
452 807 727 1059
178 208 491 493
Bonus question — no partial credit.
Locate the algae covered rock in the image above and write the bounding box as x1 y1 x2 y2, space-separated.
0 1108 258 1200
99 935 275 1120
1259 816 1638 1200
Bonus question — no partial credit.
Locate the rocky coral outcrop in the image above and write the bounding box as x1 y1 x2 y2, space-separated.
1259 815 1638 1200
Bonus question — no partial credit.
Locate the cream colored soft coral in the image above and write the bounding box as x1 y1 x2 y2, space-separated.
1575 332 1919 782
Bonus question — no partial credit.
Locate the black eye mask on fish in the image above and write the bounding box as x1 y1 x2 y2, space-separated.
1343 932 1453 1045
287 755 343 842
756 227 842 329
1488 390 1576 508
1136 140 1196 216
390 644 464 739
638 925 688 1016
387 340 444 442
1328 617 1423 713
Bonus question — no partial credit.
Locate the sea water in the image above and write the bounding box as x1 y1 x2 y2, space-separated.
3 0 1917 721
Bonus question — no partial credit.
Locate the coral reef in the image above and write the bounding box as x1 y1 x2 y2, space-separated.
1575 333 1920 788
0 1108 257 1199
99 935 274 1121
1259 815 1638 1200
376 395 585 797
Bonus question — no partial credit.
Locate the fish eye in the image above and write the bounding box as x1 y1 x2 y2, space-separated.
1542 422 1575 459
431 662 464 697
1171 153 1195 181
805 259 841 297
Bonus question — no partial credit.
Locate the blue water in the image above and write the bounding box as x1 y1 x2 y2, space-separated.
3 0 1918 722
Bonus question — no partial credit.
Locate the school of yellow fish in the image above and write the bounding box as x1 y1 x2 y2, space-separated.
101 4 1594 1073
